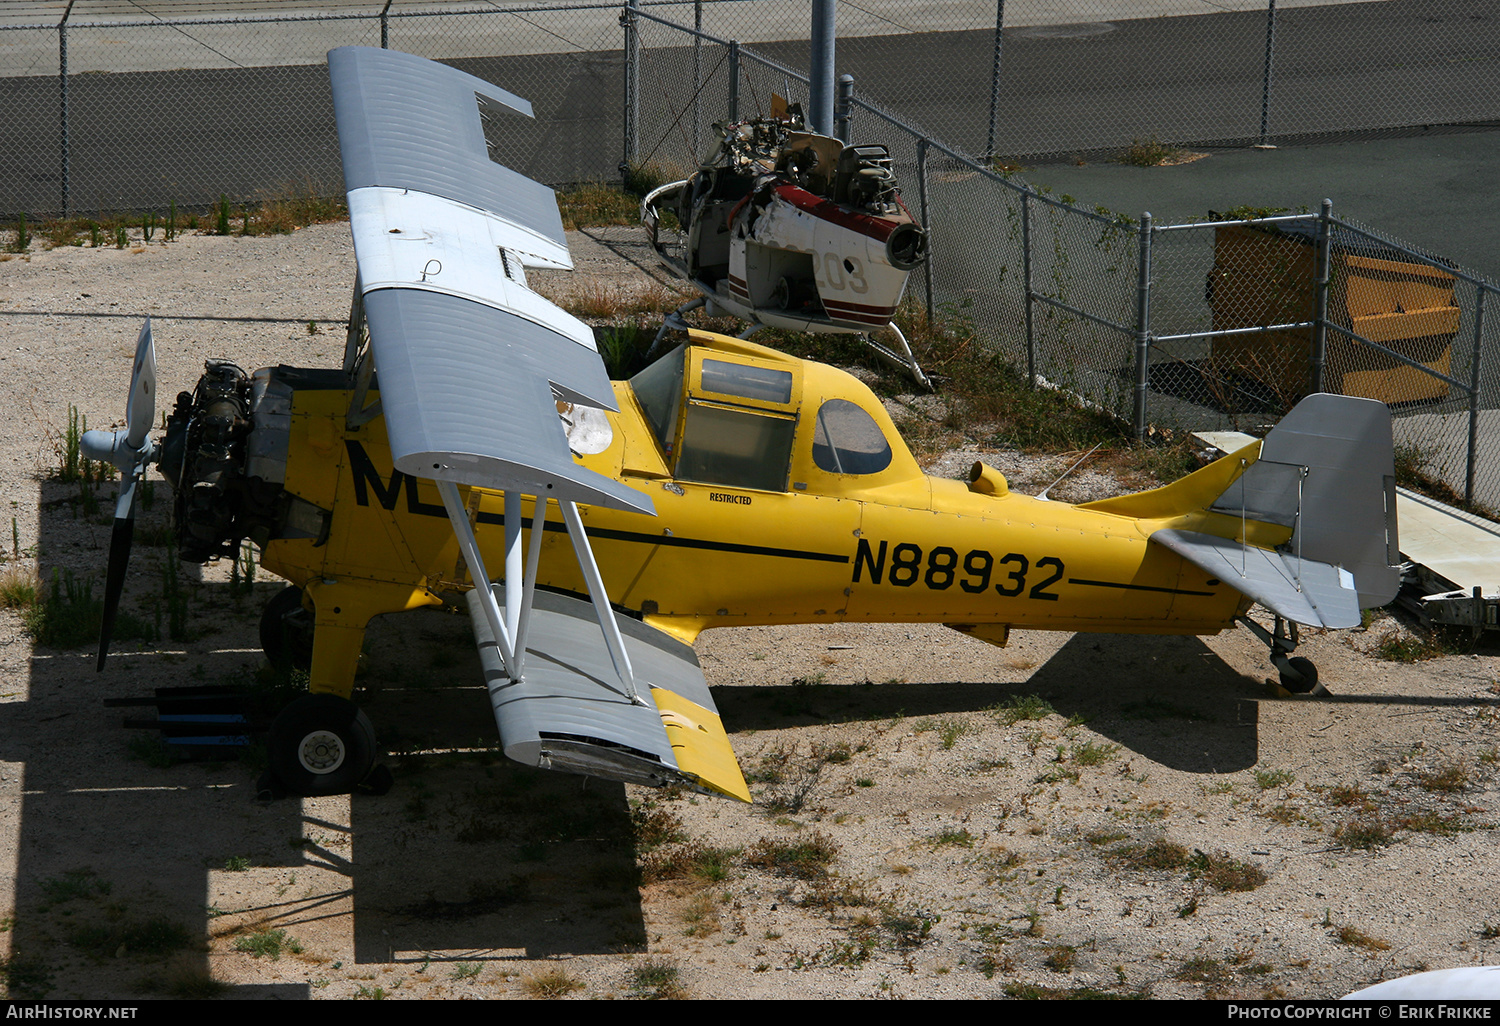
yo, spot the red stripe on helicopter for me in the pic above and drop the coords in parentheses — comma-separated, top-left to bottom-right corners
(822, 303, 895, 327)
(823, 298, 897, 317)
(828, 313, 892, 328)
(727, 273, 750, 300)
(772, 184, 902, 242)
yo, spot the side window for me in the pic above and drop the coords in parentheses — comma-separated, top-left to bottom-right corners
(677, 402, 796, 492)
(812, 399, 892, 475)
(700, 358, 793, 404)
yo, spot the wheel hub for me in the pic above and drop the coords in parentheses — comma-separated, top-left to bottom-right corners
(297, 730, 346, 774)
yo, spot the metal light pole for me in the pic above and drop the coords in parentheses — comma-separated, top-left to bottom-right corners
(809, 0, 836, 134)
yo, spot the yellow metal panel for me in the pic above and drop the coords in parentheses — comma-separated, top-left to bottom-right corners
(1077, 440, 1258, 520)
(611, 382, 672, 479)
(283, 388, 348, 509)
(1351, 307, 1460, 344)
(652, 686, 751, 802)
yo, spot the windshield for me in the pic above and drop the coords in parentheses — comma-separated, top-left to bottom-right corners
(629, 344, 686, 452)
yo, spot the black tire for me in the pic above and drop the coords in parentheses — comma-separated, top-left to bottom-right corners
(1278, 656, 1319, 694)
(268, 694, 377, 796)
(260, 586, 314, 674)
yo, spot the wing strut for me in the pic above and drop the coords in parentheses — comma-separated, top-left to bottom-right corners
(560, 499, 641, 704)
(438, 479, 517, 675)
(436, 481, 642, 704)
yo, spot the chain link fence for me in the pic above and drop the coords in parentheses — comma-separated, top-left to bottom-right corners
(629, 0, 1500, 161)
(5, 1, 1500, 509)
(3, 1, 635, 218)
(631, 7, 1500, 514)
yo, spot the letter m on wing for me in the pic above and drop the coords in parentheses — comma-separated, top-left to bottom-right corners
(346, 439, 404, 509)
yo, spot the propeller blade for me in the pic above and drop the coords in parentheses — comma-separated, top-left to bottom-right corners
(125, 318, 156, 450)
(95, 319, 156, 672)
(96, 474, 139, 672)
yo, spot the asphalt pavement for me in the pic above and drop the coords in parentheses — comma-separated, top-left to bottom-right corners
(8, 0, 1496, 224)
(1019, 126, 1500, 283)
(4, 0, 1498, 500)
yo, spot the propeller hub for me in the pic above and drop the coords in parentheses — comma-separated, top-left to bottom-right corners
(80, 428, 155, 474)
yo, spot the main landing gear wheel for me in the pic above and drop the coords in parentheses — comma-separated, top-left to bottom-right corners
(260, 586, 314, 674)
(268, 694, 377, 796)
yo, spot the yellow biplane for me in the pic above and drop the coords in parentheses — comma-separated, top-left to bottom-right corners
(83, 48, 1400, 800)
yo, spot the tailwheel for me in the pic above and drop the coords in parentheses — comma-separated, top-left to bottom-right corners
(1272, 654, 1319, 694)
(268, 694, 378, 796)
(260, 585, 314, 674)
(1237, 614, 1325, 696)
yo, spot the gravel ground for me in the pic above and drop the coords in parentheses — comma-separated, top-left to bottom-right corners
(0, 222, 1496, 1001)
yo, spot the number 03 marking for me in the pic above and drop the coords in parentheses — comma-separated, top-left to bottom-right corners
(822, 253, 869, 294)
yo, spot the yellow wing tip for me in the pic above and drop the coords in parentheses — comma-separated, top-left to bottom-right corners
(651, 686, 752, 803)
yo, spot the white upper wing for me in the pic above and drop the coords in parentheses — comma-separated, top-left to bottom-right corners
(329, 46, 653, 515)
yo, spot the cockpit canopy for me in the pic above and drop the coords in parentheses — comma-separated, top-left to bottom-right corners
(629, 339, 912, 496)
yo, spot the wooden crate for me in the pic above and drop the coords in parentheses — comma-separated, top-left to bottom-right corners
(1208, 223, 1457, 405)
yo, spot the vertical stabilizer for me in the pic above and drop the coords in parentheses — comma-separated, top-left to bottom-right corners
(1209, 394, 1399, 609)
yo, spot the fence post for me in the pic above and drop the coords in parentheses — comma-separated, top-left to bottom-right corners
(1310, 198, 1332, 394)
(59, 3, 72, 218)
(1467, 287, 1486, 506)
(380, 1, 392, 48)
(916, 139, 934, 326)
(622, 0, 640, 183)
(1022, 191, 1034, 388)
(834, 75, 854, 143)
(986, 0, 1005, 159)
(727, 40, 739, 121)
(693, 0, 703, 157)
(1259, 0, 1277, 144)
(1133, 213, 1154, 440)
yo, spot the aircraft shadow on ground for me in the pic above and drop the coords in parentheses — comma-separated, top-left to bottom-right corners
(8, 483, 648, 997)
(347, 609, 651, 962)
(2, 481, 307, 996)
(710, 631, 1267, 774)
(347, 683, 649, 964)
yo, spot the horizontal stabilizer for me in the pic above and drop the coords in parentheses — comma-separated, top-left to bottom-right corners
(467, 588, 750, 801)
(1153, 529, 1362, 629)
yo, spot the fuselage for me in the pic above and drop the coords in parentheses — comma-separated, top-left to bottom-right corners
(259, 332, 1247, 683)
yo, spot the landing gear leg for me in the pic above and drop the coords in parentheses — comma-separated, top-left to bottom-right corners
(1236, 614, 1323, 695)
(863, 321, 932, 391)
